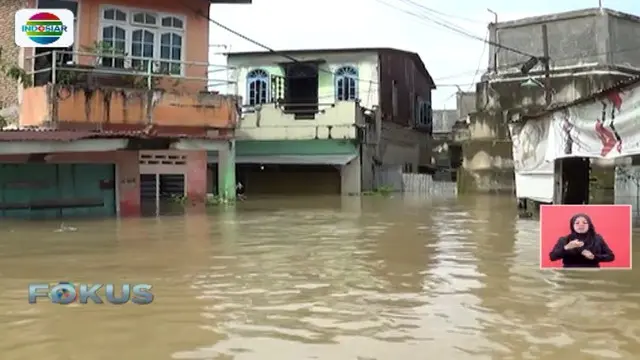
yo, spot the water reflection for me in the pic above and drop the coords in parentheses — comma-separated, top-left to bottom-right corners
(0, 196, 638, 359)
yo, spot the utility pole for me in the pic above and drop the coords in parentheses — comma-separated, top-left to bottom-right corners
(488, 9, 498, 73)
(598, 0, 602, 9)
(541, 24, 552, 106)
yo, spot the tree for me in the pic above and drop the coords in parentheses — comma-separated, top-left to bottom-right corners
(0, 46, 31, 87)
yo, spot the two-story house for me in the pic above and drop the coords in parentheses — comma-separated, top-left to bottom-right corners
(0, 0, 249, 218)
(220, 47, 435, 195)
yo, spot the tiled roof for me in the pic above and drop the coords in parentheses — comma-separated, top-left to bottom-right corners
(0, 128, 224, 142)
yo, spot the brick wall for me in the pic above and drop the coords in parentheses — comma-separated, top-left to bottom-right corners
(0, 0, 30, 121)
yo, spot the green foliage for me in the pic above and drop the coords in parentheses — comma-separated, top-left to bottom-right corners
(0, 46, 31, 87)
(79, 40, 180, 89)
(168, 194, 235, 206)
(362, 185, 394, 196)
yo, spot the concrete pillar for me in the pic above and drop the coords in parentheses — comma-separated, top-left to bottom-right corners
(217, 140, 236, 201)
(341, 155, 361, 195)
(186, 150, 208, 204)
(115, 150, 140, 217)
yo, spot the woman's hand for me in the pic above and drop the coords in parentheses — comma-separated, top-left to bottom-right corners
(564, 239, 584, 250)
(581, 249, 595, 260)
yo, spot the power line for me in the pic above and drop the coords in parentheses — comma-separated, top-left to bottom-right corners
(434, 44, 640, 81)
(395, 0, 483, 37)
(467, 29, 489, 92)
(412, 6, 486, 24)
(437, 83, 475, 87)
(377, 0, 538, 58)
(183, 1, 380, 85)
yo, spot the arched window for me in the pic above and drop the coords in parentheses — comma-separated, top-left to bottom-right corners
(247, 69, 269, 106)
(335, 66, 358, 101)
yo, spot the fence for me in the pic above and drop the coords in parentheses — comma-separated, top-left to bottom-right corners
(402, 173, 457, 196)
(374, 165, 458, 196)
(23, 50, 237, 93)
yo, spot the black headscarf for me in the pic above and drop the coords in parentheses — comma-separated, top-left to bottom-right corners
(568, 213, 596, 244)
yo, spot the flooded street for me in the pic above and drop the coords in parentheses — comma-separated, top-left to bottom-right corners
(0, 195, 639, 360)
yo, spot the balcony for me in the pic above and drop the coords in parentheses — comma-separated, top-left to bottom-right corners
(20, 51, 239, 133)
(237, 101, 362, 141)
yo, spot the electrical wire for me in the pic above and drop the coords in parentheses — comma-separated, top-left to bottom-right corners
(198, 3, 482, 102)
(434, 42, 640, 81)
(405, 4, 486, 24)
(376, 0, 538, 58)
(466, 29, 489, 92)
(196, 0, 536, 85)
(395, 0, 483, 38)
(391, 0, 640, 81)
(182, 1, 381, 85)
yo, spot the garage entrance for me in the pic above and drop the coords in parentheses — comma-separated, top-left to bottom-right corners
(0, 163, 116, 218)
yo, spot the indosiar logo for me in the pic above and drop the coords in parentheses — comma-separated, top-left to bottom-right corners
(15, 9, 75, 48)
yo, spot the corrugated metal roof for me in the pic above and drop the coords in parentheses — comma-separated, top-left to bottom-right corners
(0, 129, 107, 142)
(208, 154, 357, 165)
(0, 129, 224, 142)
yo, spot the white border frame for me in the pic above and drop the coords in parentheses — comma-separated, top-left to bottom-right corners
(539, 204, 633, 271)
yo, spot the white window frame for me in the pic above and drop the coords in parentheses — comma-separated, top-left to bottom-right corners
(98, 5, 187, 76)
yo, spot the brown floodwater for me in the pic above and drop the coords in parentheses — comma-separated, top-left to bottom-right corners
(0, 195, 638, 360)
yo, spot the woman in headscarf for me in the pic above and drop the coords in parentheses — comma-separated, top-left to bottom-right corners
(549, 213, 615, 268)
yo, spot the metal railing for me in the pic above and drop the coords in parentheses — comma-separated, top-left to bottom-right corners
(242, 101, 339, 116)
(23, 50, 238, 92)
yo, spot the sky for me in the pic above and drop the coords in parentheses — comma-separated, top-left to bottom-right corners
(208, 0, 639, 110)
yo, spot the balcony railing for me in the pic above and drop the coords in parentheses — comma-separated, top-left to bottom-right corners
(20, 50, 240, 130)
(24, 50, 238, 94)
(242, 101, 339, 120)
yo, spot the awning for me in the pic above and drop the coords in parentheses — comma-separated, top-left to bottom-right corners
(208, 154, 357, 165)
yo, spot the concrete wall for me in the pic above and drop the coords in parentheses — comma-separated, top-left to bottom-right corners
(456, 72, 631, 194)
(432, 109, 457, 134)
(489, 8, 640, 73)
(0, 0, 33, 126)
(458, 140, 514, 194)
(21, 85, 239, 130)
(228, 51, 380, 109)
(610, 15, 640, 67)
(456, 91, 476, 119)
(615, 161, 640, 218)
(459, 8, 640, 195)
(237, 101, 361, 140)
(379, 121, 427, 172)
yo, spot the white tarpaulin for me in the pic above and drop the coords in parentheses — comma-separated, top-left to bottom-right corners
(545, 86, 640, 160)
(509, 118, 554, 203)
(510, 84, 640, 202)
